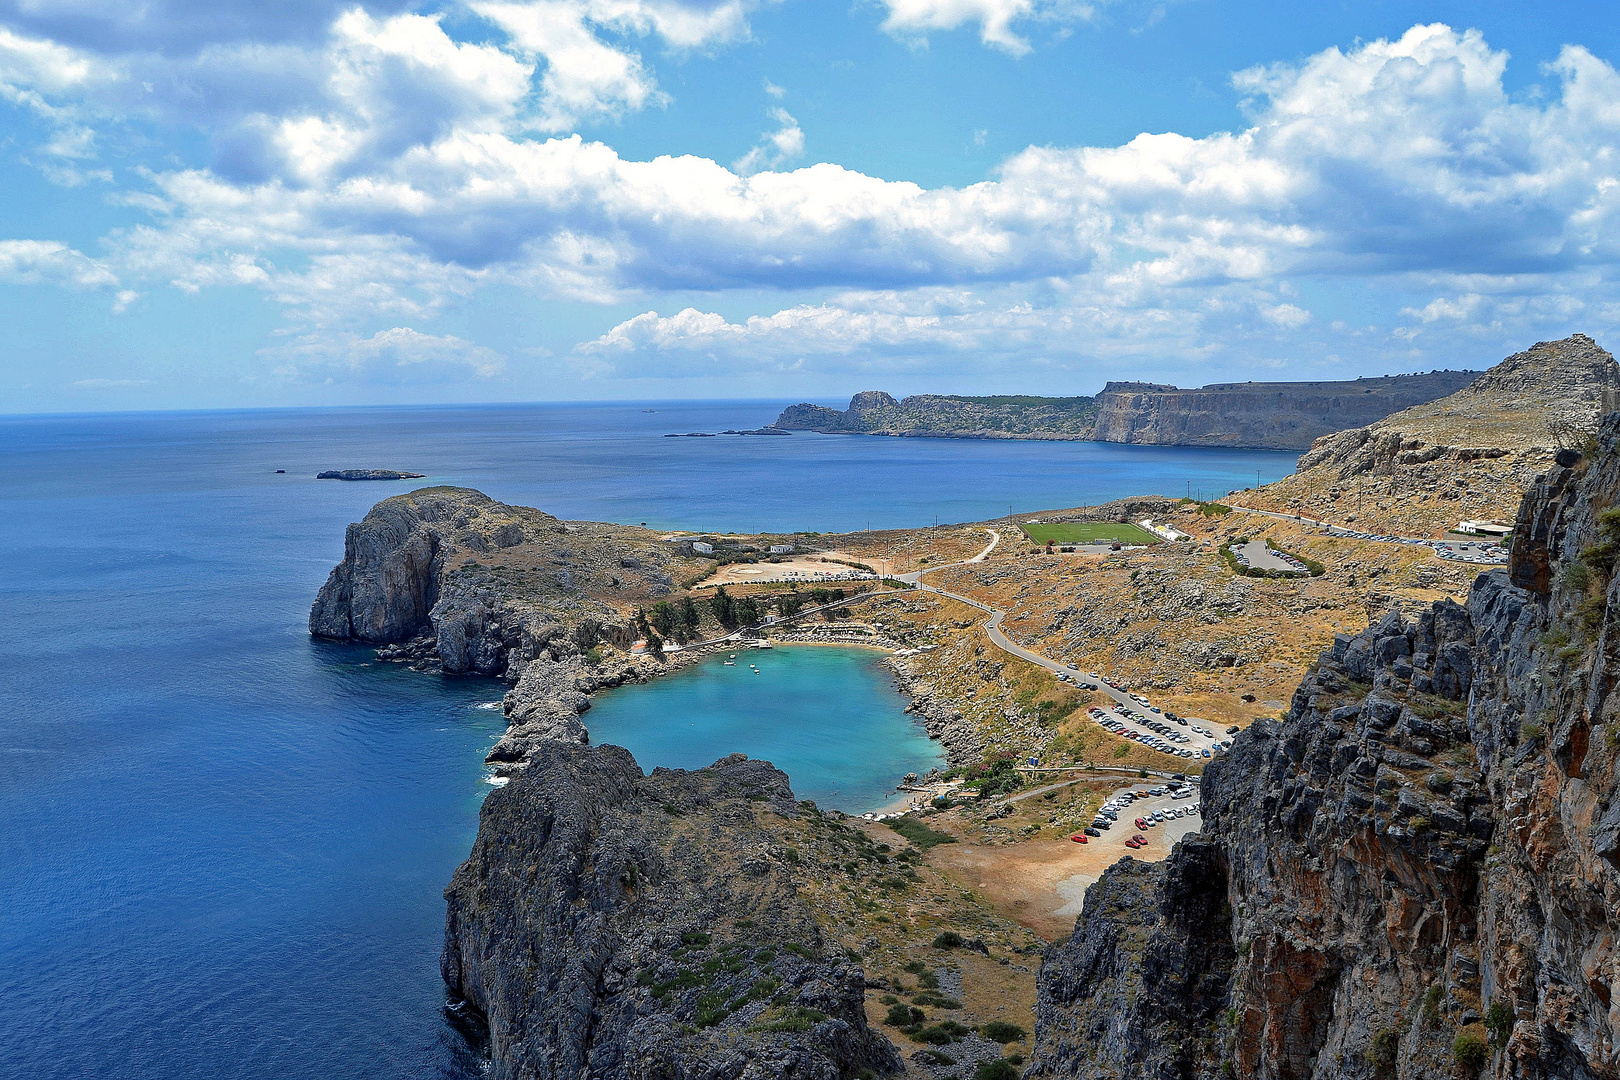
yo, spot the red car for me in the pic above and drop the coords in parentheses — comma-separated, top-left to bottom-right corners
(1070, 834, 1088, 844)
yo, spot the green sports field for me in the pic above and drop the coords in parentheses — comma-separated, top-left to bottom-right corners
(1020, 521, 1160, 545)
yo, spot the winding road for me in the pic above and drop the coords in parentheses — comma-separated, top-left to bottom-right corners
(898, 529, 1222, 761)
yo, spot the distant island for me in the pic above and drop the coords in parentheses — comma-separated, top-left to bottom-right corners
(316, 469, 427, 481)
(769, 370, 1482, 450)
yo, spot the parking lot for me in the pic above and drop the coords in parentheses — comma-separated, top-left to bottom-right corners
(1061, 673, 1234, 762)
(1231, 539, 1308, 574)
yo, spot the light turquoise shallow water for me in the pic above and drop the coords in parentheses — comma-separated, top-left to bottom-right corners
(582, 645, 943, 812)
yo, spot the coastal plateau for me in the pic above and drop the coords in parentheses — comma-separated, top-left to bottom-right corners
(769, 370, 1479, 451)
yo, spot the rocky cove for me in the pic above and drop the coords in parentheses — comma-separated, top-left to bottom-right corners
(310, 404, 1620, 1078)
(307, 486, 987, 773)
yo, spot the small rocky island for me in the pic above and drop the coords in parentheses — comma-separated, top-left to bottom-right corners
(316, 469, 427, 481)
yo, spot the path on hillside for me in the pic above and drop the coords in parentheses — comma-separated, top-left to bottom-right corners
(1225, 502, 1506, 563)
(898, 529, 1220, 758)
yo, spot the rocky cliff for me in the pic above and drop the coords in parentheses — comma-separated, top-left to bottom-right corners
(1247, 335, 1620, 535)
(441, 742, 901, 1080)
(1089, 371, 1480, 450)
(771, 372, 1475, 449)
(1030, 411, 1620, 1079)
(310, 487, 700, 762)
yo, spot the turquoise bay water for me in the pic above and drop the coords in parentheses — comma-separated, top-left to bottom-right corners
(585, 646, 943, 812)
(0, 402, 1294, 1079)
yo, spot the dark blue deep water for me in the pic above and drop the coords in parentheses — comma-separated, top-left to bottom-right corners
(0, 402, 1294, 1078)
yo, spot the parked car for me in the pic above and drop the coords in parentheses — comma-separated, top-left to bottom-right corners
(1084, 827, 1100, 837)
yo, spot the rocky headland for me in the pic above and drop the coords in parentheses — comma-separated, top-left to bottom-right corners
(309, 486, 704, 762)
(1246, 335, 1620, 535)
(1029, 411, 1620, 1079)
(442, 742, 900, 1080)
(769, 372, 1477, 450)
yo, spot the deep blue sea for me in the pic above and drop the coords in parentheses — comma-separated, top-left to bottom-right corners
(0, 401, 1294, 1079)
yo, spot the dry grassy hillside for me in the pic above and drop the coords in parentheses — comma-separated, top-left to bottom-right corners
(1243, 334, 1619, 535)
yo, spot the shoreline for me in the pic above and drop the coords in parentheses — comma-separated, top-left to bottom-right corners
(477, 636, 949, 814)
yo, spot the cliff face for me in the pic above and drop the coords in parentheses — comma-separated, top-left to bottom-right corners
(1245, 335, 1620, 536)
(1033, 413, 1620, 1079)
(310, 487, 700, 762)
(771, 373, 1474, 448)
(1089, 371, 1480, 450)
(441, 743, 900, 1080)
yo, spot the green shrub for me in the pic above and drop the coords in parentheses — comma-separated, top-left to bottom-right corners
(973, 1060, 1021, 1080)
(1422, 984, 1442, 1025)
(912, 991, 961, 1009)
(1485, 999, 1515, 1046)
(756, 1006, 828, 1033)
(885, 1003, 926, 1028)
(1454, 1025, 1490, 1072)
(932, 930, 966, 949)
(680, 930, 711, 947)
(1365, 1028, 1399, 1075)
(1520, 721, 1545, 742)
(911, 1020, 971, 1045)
(888, 817, 958, 850)
(980, 1021, 1026, 1044)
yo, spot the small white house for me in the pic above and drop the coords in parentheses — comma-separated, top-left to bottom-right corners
(769, 544, 794, 554)
(692, 541, 715, 555)
(1457, 520, 1513, 537)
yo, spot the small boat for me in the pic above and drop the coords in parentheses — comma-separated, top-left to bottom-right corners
(723, 660, 735, 666)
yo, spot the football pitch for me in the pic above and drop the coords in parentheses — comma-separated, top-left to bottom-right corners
(1020, 521, 1161, 545)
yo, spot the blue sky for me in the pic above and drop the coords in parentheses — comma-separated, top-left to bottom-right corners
(2, 0, 1619, 413)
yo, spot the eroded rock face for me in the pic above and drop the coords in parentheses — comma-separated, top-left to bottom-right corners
(1090, 371, 1479, 451)
(442, 744, 900, 1080)
(1032, 412, 1620, 1080)
(310, 487, 690, 765)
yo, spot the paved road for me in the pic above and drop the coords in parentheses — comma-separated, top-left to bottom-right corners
(901, 529, 1225, 764)
(1226, 502, 1507, 564)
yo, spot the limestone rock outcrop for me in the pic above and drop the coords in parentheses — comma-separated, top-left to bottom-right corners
(442, 743, 901, 1080)
(1032, 410, 1620, 1079)
(310, 487, 695, 764)
(1089, 371, 1479, 451)
(769, 373, 1474, 448)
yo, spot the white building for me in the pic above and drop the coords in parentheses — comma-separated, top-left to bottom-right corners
(691, 541, 715, 555)
(1457, 520, 1513, 537)
(769, 544, 794, 554)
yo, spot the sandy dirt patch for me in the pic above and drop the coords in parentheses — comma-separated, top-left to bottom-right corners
(925, 791, 1203, 940)
(701, 550, 882, 586)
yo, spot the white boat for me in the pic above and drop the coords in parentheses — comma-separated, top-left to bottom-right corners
(723, 660, 736, 666)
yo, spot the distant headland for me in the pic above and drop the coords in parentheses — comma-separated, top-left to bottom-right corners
(768, 370, 1483, 451)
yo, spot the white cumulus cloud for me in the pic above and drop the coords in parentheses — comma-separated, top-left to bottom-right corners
(879, 0, 1099, 54)
(269, 326, 509, 384)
